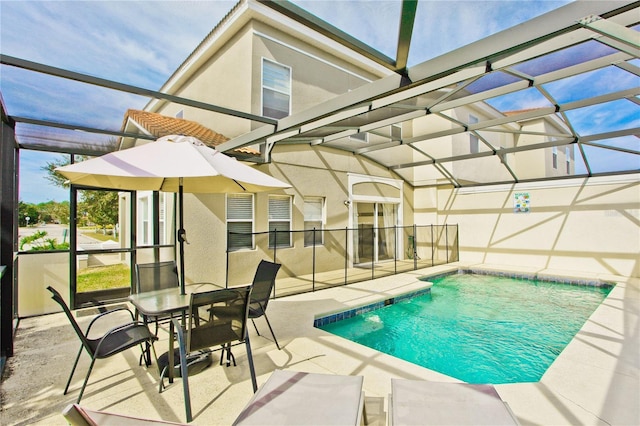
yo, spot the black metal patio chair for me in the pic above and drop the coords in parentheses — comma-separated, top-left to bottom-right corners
(246, 260, 282, 350)
(174, 286, 258, 423)
(135, 260, 181, 335)
(47, 286, 158, 403)
(211, 260, 282, 350)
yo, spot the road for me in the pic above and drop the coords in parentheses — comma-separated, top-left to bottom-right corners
(18, 223, 108, 248)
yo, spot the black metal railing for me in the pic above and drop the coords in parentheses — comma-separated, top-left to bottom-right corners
(226, 224, 458, 298)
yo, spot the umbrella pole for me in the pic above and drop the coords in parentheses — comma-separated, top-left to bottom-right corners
(178, 181, 186, 294)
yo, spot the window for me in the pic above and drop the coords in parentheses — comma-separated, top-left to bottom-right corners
(262, 59, 291, 119)
(268, 195, 292, 248)
(158, 193, 167, 245)
(304, 197, 325, 246)
(138, 195, 150, 245)
(227, 194, 254, 251)
(137, 192, 169, 245)
(553, 146, 558, 169)
(469, 115, 479, 154)
(565, 146, 571, 174)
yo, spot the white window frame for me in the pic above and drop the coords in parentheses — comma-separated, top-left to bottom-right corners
(262, 58, 291, 119)
(137, 193, 151, 245)
(304, 197, 325, 247)
(268, 195, 292, 248)
(137, 191, 169, 246)
(158, 192, 167, 245)
(226, 193, 255, 251)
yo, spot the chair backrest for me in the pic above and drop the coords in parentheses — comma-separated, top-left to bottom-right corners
(47, 286, 93, 355)
(250, 260, 281, 310)
(186, 286, 252, 352)
(135, 261, 180, 294)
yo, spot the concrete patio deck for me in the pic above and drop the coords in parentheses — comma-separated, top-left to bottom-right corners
(1, 263, 638, 425)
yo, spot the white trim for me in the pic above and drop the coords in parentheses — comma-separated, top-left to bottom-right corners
(255, 31, 376, 82)
(346, 173, 404, 266)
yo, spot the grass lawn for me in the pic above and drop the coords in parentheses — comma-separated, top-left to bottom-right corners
(80, 229, 118, 242)
(77, 263, 130, 292)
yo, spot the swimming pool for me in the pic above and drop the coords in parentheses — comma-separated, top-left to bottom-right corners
(316, 272, 613, 384)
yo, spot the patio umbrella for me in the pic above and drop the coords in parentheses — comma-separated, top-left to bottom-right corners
(56, 134, 291, 293)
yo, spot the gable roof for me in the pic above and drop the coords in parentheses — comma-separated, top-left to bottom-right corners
(119, 109, 259, 156)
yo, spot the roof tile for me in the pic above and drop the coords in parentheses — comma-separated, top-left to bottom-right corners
(122, 109, 259, 155)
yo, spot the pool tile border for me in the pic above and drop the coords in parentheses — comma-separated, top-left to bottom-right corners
(313, 268, 614, 328)
(458, 268, 614, 288)
(313, 287, 431, 328)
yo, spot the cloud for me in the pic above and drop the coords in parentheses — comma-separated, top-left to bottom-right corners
(1, 1, 235, 88)
(409, 0, 571, 65)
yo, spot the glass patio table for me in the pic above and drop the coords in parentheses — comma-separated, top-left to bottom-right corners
(128, 282, 223, 383)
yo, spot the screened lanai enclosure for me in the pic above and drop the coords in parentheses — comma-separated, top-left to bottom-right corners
(1, 0, 638, 369)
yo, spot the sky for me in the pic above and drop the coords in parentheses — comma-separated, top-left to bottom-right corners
(1, 0, 637, 203)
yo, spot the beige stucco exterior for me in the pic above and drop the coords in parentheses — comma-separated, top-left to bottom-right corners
(146, 1, 639, 287)
(429, 175, 639, 278)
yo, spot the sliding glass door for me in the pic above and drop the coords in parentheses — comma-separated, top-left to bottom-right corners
(354, 202, 396, 265)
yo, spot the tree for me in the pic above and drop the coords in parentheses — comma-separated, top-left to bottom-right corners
(49, 200, 71, 225)
(80, 190, 119, 232)
(18, 201, 40, 227)
(41, 155, 76, 188)
(42, 153, 117, 229)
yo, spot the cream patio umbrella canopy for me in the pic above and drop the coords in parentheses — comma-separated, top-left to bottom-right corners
(56, 135, 291, 293)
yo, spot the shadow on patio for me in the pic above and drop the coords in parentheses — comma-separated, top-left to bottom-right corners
(2, 264, 638, 425)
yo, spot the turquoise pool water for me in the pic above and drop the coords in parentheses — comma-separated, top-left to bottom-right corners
(318, 273, 612, 384)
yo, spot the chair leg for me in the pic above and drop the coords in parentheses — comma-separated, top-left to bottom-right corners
(261, 313, 281, 350)
(221, 343, 236, 367)
(228, 346, 236, 367)
(244, 335, 258, 393)
(179, 348, 192, 423)
(64, 345, 83, 395)
(139, 315, 154, 366)
(76, 357, 97, 404)
(251, 318, 261, 336)
(174, 319, 192, 423)
(159, 365, 169, 393)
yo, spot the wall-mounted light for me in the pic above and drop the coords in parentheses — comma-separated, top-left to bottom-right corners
(344, 200, 351, 206)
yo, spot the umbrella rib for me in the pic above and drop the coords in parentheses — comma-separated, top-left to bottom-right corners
(234, 179, 247, 191)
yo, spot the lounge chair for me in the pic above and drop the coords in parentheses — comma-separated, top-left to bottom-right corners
(233, 370, 365, 425)
(62, 404, 189, 425)
(388, 379, 519, 425)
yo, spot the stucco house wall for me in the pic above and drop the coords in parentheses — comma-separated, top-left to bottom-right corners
(182, 142, 414, 286)
(142, 8, 413, 286)
(430, 175, 639, 278)
(139, 0, 639, 287)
